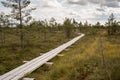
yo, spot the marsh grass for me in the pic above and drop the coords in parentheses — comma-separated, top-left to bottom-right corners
(26, 30, 120, 80)
(0, 28, 76, 75)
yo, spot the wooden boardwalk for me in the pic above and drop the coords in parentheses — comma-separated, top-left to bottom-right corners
(0, 34, 85, 80)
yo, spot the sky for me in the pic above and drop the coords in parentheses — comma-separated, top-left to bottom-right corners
(0, 0, 120, 24)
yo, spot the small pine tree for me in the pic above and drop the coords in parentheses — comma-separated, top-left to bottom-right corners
(1, 0, 36, 48)
(107, 13, 119, 35)
(63, 18, 74, 38)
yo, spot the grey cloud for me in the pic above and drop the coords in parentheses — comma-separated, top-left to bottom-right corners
(89, 0, 120, 8)
(66, 0, 120, 8)
(66, 0, 100, 5)
(96, 8, 105, 12)
(103, 1, 119, 8)
(67, 0, 87, 5)
(88, 0, 100, 4)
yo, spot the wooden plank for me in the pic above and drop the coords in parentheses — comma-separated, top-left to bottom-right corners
(45, 62, 53, 65)
(57, 54, 64, 57)
(22, 78, 35, 80)
(23, 61, 29, 63)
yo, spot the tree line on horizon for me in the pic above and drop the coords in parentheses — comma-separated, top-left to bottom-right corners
(0, 0, 120, 49)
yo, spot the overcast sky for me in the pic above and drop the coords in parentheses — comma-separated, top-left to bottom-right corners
(0, 0, 120, 24)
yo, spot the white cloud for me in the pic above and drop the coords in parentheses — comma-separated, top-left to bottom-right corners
(32, 0, 81, 23)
